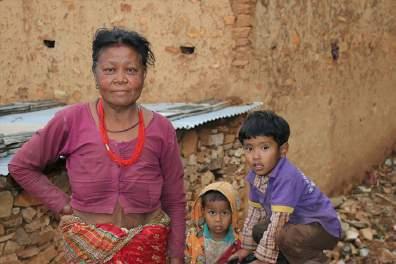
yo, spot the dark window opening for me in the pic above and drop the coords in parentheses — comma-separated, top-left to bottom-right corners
(43, 40, 56, 48)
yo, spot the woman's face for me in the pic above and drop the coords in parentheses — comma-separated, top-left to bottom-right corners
(94, 44, 146, 107)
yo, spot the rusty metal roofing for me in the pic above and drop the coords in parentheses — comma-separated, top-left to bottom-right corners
(0, 101, 262, 175)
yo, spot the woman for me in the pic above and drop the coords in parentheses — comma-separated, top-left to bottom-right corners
(8, 28, 186, 263)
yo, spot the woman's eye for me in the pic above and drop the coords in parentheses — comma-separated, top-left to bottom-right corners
(126, 68, 137, 74)
(103, 68, 115, 73)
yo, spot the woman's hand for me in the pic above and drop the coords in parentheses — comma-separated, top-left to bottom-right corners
(60, 203, 73, 215)
(228, 248, 251, 263)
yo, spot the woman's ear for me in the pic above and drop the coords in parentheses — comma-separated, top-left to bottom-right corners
(280, 142, 289, 157)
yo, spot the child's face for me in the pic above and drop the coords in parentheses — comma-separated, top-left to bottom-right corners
(243, 136, 288, 177)
(203, 200, 232, 240)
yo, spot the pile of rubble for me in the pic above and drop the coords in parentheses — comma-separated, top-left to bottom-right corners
(329, 151, 396, 263)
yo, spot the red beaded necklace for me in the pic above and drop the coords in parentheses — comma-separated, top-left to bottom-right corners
(97, 98, 145, 166)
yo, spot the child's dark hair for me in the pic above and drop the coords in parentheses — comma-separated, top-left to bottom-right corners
(92, 27, 155, 72)
(238, 110, 290, 146)
(201, 190, 230, 208)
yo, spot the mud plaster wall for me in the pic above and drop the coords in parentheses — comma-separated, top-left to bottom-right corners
(0, 0, 395, 195)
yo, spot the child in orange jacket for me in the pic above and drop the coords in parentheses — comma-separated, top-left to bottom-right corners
(185, 181, 241, 264)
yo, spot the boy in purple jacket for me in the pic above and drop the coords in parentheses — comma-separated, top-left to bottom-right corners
(229, 111, 341, 264)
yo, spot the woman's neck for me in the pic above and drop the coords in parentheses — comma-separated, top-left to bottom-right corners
(100, 101, 139, 132)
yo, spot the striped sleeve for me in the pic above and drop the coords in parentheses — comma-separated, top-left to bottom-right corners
(255, 212, 290, 263)
(241, 175, 268, 250)
(241, 202, 267, 250)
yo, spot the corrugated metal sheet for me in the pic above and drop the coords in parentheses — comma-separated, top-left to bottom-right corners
(0, 106, 65, 135)
(0, 101, 262, 175)
(169, 102, 262, 129)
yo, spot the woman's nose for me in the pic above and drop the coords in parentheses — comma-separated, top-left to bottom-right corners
(113, 71, 127, 83)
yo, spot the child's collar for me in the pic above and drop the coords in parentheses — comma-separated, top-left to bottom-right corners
(203, 223, 235, 243)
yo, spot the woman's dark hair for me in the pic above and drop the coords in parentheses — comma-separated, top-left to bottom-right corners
(238, 110, 290, 146)
(201, 190, 230, 209)
(92, 27, 155, 72)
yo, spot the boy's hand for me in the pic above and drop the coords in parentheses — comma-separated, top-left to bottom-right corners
(251, 261, 270, 264)
(228, 248, 251, 262)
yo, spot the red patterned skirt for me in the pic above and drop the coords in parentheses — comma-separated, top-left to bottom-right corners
(59, 212, 170, 263)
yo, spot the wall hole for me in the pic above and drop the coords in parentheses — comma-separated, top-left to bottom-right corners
(180, 45, 195, 54)
(43, 40, 56, 48)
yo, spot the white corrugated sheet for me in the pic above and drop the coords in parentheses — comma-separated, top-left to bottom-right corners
(0, 101, 262, 175)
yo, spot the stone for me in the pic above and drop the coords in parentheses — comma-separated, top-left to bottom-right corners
(181, 130, 198, 157)
(356, 185, 371, 193)
(236, 15, 252, 27)
(223, 15, 236, 25)
(232, 59, 249, 67)
(15, 227, 31, 246)
(235, 38, 251, 47)
(2, 215, 23, 228)
(21, 207, 36, 223)
(360, 228, 374, 241)
(12, 208, 20, 215)
(187, 154, 198, 166)
(16, 246, 40, 259)
(201, 171, 215, 186)
(0, 253, 21, 264)
(26, 245, 57, 264)
(345, 228, 359, 241)
(120, 3, 132, 12)
(359, 248, 369, 257)
(224, 134, 236, 145)
(330, 196, 345, 208)
(164, 46, 180, 55)
(0, 191, 13, 218)
(0, 232, 15, 243)
(233, 3, 252, 14)
(201, 133, 224, 147)
(37, 226, 56, 245)
(224, 143, 233, 150)
(384, 158, 393, 167)
(24, 219, 43, 233)
(209, 158, 223, 171)
(3, 240, 21, 255)
(377, 248, 396, 263)
(52, 252, 66, 264)
(0, 224, 4, 236)
(347, 220, 368, 229)
(197, 151, 209, 163)
(232, 27, 251, 38)
(233, 148, 244, 158)
(14, 192, 42, 207)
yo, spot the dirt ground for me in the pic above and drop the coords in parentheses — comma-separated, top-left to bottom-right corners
(328, 149, 396, 263)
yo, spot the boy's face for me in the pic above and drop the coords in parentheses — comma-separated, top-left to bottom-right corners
(202, 200, 232, 240)
(243, 136, 288, 177)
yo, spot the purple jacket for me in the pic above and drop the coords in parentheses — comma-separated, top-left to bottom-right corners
(247, 157, 341, 238)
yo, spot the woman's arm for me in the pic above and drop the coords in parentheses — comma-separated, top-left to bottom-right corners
(159, 123, 186, 260)
(8, 110, 71, 213)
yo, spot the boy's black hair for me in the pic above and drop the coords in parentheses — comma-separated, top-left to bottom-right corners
(238, 110, 290, 146)
(92, 27, 155, 72)
(201, 190, 230, 209)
